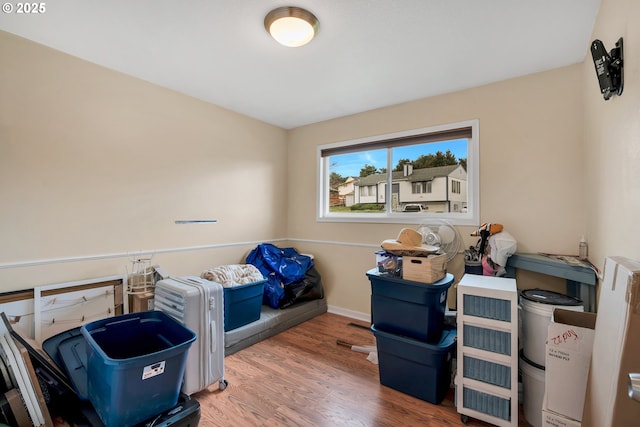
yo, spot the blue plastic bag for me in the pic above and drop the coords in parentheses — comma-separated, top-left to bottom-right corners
(246, 244, 314, 308)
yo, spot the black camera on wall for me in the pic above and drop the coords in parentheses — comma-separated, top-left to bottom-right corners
(590, 37, 624, 100)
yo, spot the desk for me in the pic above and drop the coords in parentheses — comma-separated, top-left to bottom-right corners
(506, 253, 597, 312)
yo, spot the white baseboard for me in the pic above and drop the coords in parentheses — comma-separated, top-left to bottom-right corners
(327, 305, 371, 323)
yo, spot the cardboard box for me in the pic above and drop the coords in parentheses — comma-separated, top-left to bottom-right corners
(545, 308, 596, 422)
(582, 256, 640, 427)
(128, 292, 154, 313)
(542, 393, 581, 427)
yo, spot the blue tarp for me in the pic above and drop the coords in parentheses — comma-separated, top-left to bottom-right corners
(246, 243, 314, 308)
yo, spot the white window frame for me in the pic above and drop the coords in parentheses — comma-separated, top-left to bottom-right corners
(316, 119, 480, 226)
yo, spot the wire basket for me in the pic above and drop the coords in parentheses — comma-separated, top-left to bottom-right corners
(127, 256, 155, 294)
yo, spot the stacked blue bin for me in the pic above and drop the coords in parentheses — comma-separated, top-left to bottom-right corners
(366, 268, 456, 404)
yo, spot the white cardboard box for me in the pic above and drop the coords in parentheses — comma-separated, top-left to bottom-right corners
(542, 393, 581, 427)
(582, 256, 640, 427)
(545, 308, 596, 422)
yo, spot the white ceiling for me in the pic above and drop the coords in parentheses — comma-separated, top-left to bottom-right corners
(0, 0, 600, 129)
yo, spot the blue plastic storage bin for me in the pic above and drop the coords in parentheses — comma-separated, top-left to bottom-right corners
(81, 311, 196, 427)
(372, 325, 457, 404)
(224, 279, 266, 331)
(367, 268, 454, 342)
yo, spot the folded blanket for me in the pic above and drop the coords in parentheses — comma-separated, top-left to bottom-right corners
(201, 264, 264, 288)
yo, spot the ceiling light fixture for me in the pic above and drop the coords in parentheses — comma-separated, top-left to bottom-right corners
(264, 6, 319, 47)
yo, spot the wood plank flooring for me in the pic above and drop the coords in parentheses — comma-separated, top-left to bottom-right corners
(193, 312, 531, 426)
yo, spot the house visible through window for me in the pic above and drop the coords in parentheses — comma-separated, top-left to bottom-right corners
(317, 119, 479, 225)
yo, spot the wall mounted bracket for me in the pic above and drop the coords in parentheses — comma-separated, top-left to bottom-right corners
(590, 37, 624, 100)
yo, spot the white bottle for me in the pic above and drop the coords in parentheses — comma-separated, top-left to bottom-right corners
(579, 236, 588, 260)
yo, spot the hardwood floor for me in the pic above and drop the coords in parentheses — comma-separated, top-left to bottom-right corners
(193, 313, 531, 426)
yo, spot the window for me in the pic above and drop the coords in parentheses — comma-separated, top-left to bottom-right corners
(360, 185, 376, 197)
(412, 181, 432, 194)
(451, 180, 461, 194)
(317, 119, 479, 225)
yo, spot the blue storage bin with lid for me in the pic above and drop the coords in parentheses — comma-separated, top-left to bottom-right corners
(80, 310, 196, 427)
(372, 325, 457, 404)
(367, 268, 454, 342)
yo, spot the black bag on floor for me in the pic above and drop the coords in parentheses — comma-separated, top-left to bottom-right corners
(280, 266, 324, 309)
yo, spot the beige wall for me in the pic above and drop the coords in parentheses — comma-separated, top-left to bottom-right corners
(291, 0, 640, 317)
(288, 64, 585, 315)
(0, 31, 288, 291)
(2, 0, 636, 319)
(583, 0, 640, 274)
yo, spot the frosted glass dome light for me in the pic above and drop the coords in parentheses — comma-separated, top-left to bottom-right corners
(265, 7, 319, 48)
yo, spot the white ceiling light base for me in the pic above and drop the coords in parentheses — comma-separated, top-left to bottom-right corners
(264, 6, 319, 47)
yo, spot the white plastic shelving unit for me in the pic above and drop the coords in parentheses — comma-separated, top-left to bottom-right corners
(456, 274, 518, 427)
